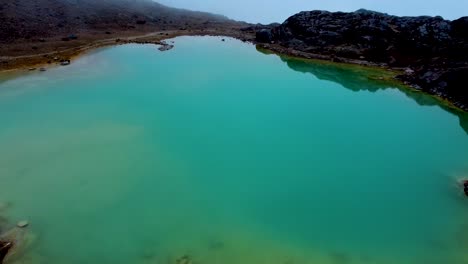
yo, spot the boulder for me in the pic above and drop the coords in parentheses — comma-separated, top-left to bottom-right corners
(261, 9, 468, 110)
(176, 255, 192, 264)
(256, 29, 273, 43)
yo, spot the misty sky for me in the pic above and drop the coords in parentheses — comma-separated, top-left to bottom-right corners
(158, 0, 466, 23)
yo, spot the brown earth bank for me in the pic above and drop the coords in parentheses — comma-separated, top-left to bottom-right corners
(251, 9, 468, 111)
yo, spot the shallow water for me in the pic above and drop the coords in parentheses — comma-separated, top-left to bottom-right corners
(0, 36, 467, 264)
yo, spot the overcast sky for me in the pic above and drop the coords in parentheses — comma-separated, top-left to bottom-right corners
(158, 0, 467, 23)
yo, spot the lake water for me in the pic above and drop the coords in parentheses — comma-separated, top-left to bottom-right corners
(0, 36, 468, 264)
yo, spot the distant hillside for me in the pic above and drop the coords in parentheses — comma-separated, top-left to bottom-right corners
(0, 0, 234, 43)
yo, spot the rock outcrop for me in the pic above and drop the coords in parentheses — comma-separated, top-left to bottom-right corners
(256, 9, 468, 110)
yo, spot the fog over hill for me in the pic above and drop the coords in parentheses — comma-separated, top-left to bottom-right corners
(0, 0, 234, 43)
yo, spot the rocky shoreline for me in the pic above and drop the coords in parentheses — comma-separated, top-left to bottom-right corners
(0, 0, 254, 72)
(1, 3, 467, 112)
(0, 28, 255, 73)
(250, 9, 468, 111)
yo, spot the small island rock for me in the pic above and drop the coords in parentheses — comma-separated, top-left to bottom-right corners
(255, 9, 468, 110)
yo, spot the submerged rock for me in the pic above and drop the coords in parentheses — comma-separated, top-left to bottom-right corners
(16, 221, 28, 228)
(0, 226, 36, 264)
(176, 255, 192, 264)
(0, 203, 9, 212)
(0, 217, 8, 234)
(208, 240, 224, 250)
(158, 44, 174, 52)
(256, 28, 273, 43)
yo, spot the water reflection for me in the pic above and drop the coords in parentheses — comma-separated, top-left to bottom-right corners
(258, 48, 468, 135)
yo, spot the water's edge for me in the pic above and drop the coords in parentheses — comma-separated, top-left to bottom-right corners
(0, 37, 467, 264)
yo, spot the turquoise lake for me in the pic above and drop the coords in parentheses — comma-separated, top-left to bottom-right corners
(0, 36, 468, 264)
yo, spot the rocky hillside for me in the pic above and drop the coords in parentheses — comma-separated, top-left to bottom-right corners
(255, 9, 468, 110)
(0, 0, 233, 43)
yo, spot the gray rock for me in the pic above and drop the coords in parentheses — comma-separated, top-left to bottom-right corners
(16, 221, 29, 228)
(176, 255, 192, 264)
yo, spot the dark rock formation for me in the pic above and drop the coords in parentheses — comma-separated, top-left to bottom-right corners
(256, 9, 468, 110)
(0, 241, 13, 264)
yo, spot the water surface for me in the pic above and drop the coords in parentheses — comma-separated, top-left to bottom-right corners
(0, 36, 467, 264)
